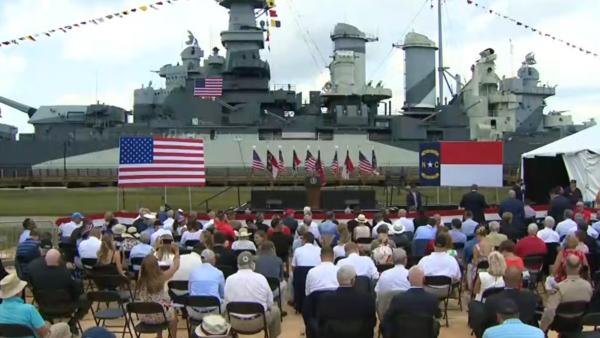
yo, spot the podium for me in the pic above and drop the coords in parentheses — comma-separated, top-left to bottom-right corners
(304, 175, 322, 210)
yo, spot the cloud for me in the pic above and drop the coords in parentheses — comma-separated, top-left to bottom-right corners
(0, 53, 27, 92)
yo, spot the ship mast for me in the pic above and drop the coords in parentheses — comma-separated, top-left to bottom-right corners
(437, 0, 444, 107)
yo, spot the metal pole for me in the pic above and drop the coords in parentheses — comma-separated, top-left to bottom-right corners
(164, 186, 168, 204)
(116, 187, 119, 211)
(188, 187, 193, 212)
(237, 186, 241, 207)
(63, 141, 67, 178)
(437, 0, 444, 106)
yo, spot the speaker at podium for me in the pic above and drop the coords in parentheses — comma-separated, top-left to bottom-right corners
(304, 175, 322, 210)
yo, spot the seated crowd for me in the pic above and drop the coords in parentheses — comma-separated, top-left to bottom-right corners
(0, 192, 599, 338)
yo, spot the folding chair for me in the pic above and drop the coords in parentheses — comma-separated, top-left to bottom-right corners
(266, 277, 283, 321)
(167, 280, 189, 307)
(185, 295, 221, 337)
(33, 289, 83, 334)
(0, 323, 36, 337)
(523, 254, 545, 294)
(80, 258, 98, 291)
(126, 302, 172, 338)
(376, 264, 395, 273)
(92, 274, 133, 302)
(547, 301, 589, 337)
(226, 301, 269, 338)
(87, 290, 133, 338)
(424, 275, 452, 327)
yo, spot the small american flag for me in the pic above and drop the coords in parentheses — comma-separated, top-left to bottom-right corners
(118, 137, 205, 187)
(305, 149, 316, 172)
(252, 149, 265, 171)
(331, 150, 340, 176)
(358, 150, 373, 175)
(194, 77, 223, 97)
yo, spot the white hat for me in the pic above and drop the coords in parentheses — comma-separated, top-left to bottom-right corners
(238, 227, 250, 238)
(0, 273, 27, 299)
(143, 213, 157, 220)
(389, 223, 405, 235)
(112, 224, 126, 235)
(123, 226, 140, 238)
(355, 214, 368, 223)
(195, 315, 231, 338)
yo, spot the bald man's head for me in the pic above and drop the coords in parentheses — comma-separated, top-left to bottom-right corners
(565, 254, 582, 275)
(503, 266, 523, 288)
(408, 266, 425, 287)
(45, 249, 61, 267)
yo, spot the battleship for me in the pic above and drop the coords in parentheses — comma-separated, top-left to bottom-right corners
(0, 0, 591, 182)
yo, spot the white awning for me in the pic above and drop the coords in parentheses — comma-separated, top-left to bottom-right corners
(522, 124, 600, 158)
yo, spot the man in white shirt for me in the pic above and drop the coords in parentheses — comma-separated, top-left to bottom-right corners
(556, 209, 577, 239)
(162, 210, 175, 231)
(204, 210, 216, 229)
(59, 212, 84, 240)
(461, 211, 479, 237)
(78, 228, 102, 259)
(150, 223, 173, 246)
(393, 209, 414, 233)
(231, 228, 257, 252)
(375, 248, 410, 295)
(301, 214, 320, 241)
(537, 216, 560, 243)
(292, 233, 321, 267)
(372, 214, 392, 238)
(418, 234, 461, 283)
(568, 214, 599, 239)
(337, 242, 379, 280)
(225, 252, 281, 338)
(305, 247, 339, 296)
(171, 245, 204, 281)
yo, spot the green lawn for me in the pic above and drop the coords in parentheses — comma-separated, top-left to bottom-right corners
(0, 186, 510, 216)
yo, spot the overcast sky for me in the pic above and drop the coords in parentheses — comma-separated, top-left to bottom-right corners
(1, 0, 599, 134)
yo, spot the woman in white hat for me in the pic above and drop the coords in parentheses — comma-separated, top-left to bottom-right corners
(231, 227, 257, 252)
(120, 226, 140, 253)
(0, 274, 71, 338)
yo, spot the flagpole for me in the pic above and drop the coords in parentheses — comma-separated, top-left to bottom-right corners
(116, 186, 120, 211)
(164, 186, 168, 205)
(188, 187, 193, 212)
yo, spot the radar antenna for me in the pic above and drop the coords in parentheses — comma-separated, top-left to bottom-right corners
(186, 30, 198, 46)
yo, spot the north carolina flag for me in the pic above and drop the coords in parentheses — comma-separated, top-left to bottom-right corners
(440, 141, 503, 187)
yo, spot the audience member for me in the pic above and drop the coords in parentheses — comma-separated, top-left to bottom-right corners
(319, 211, 339, 247)
(213, 232, 236, 269)
(254, 229, 268, 248)
(541, 254, 592, 331)
(132, 208, 151, 232)
(255, 212, 269, 233)
(154, 234, 176, 267)
(332, 224, 350, 259)
(575, 201, 592, 223)
(267, 218, 291, 238)
(372, 213, 392, 238)
(316, 265, 376, 338)
(537, 216, 560, 243)
(482, 298, 543, 338)
(150, 221, 172, 247)
(129, 232, 154, 259)
(382, 266, 441, 338)
(224, 252, 281, 338)
(255, 241, 284, 281)
(215, 211, 236, 244)
(305, 247, 339, 295)
(499, 212, 520, 242)
(231, 227, 257, 252)
(413, 217, 436, 241)
(418, 234, 461, 283)
(162, 210, 175, 231)
(103, 212, 119, 231)
(548, 186, 571, 223)
(282, 208, 299, 235)
(449, 218, 467, 244)
(556, 209, 577, 239)
(393, 209, 414, 233)
(462, 211, 479, 238)
(15, 228, 41, 268)
(292, 232, 321, 267)
(269, 219, 293, 263)
(204, 210, 216, 229)
(0, 273, 71, 338)
(188, 249, 225, 319)
(18, 218, 36, 244)
(337, 242, 378, 280)
(371, 225, 395, 264)
(564, 179, 583, 207)
(120, 226, 140, 253)
(137, 248, 181, 338)
(551, 234, 589, 284)
(498, 240, 524, 271)
(515, 223, 547, 259)
(95, 233, 126, 276)
(406, 184, 423, 211)
(171, 244, 204, 281)
(486, 221, 507, 248)
(78, 228, 102, 259)
(375, 248, 410, 295)
(352, 214, 371, 241)
(460, 184, 489, 223)
(499, 190, 525, 230)
(180, 221, 202, 246)
(473, 251, 506, 301)
(59, 212, 84, 241)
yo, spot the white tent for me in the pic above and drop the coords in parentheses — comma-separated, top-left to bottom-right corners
(522, 124, 600, 202)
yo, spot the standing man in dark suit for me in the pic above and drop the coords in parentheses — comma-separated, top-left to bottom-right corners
(564, 179, 583, 208)
(406, 184, 423, 211)
(548, 186, 571, 223)
(316, 265, 376, 338)
(499, 190, 526, 233)
(382, 266, 441, 338)
(460, 184, 489, 223)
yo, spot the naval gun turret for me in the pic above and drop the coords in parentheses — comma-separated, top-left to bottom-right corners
(0, 96, 37, 117)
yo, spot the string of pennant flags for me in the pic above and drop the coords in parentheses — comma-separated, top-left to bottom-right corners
(265, 0, 281, 47)
(465, 0, 599, 58)
(0, 0, 183, 47)
(251, 147, 380, 185)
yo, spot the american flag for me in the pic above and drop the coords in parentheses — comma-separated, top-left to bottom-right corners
(118, 137, 205, 187)
(194, 77, 223, 97)
(252, 149, 265, 171)
(358, 150, 373, 175)
(277, 148, 286, 172)
(331, 150, 340, 175)
(342, 149, 354, 179)
(292, 149, 302, 171)
(305, 149, 316, 172)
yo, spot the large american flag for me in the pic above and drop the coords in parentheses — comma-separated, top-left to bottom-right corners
(118, 137, 205, 187)
(252, 149, 265, 171)
(305, 150, 316, 172)
(194, 77, 223, 97)
(358, 150, 373, 175)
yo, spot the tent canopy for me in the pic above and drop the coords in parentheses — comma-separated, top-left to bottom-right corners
(522, 124, 600, 203)
(522, 124, 600, 158)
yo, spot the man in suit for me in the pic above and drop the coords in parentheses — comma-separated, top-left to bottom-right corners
(382, 266, 441, 338)
(316, 265, 376, 338)
(460, 184, 489, 223)
(473, 266, 540, 337)
(548, 186, 571, 223)
(499, 190, 525, 231)
(406, 184, 423, 211)
(564, 179, 583, 208)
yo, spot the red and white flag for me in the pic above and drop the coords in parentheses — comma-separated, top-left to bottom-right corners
(118, 137, 205, 187)
(305, 149, 316, 172)
(315, 150, 326, 185)
(266, 150, 279, 179)
(342, 149, 354, 179)
(440, 141, 503, 187)
(292, 149, 302, 172)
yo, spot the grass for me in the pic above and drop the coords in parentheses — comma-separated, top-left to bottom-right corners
(0, 185, 510, 216)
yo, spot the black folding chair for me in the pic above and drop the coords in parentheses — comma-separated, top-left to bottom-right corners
(58, 242, 77, 263)
(33, 289, 83, 333)
(333, 256, 344, 265)
(293, 266, 313, 313)
(480, 287, 505, 302)
(266, 277, 283, 321)
(80, 258, 98, 291)
(215, 265, 236, 279)
(0, 323, 36, 337)
(407, 255, 423, 268)
(126, 302, 172, 338)
(424, 275, 453, 327)
(548, 301, 589, 337)
(92, 274, 133, 302)
(183, 240, 200, 250)
(87, 290, 133, 338)
(185, 295, 221, 337)
(382, 313, 436, 338)
(376, 264, 395, 273)
(524, 254, 545, 293)
(226, 301, 269, 338)
(167, 280, 189, 307)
